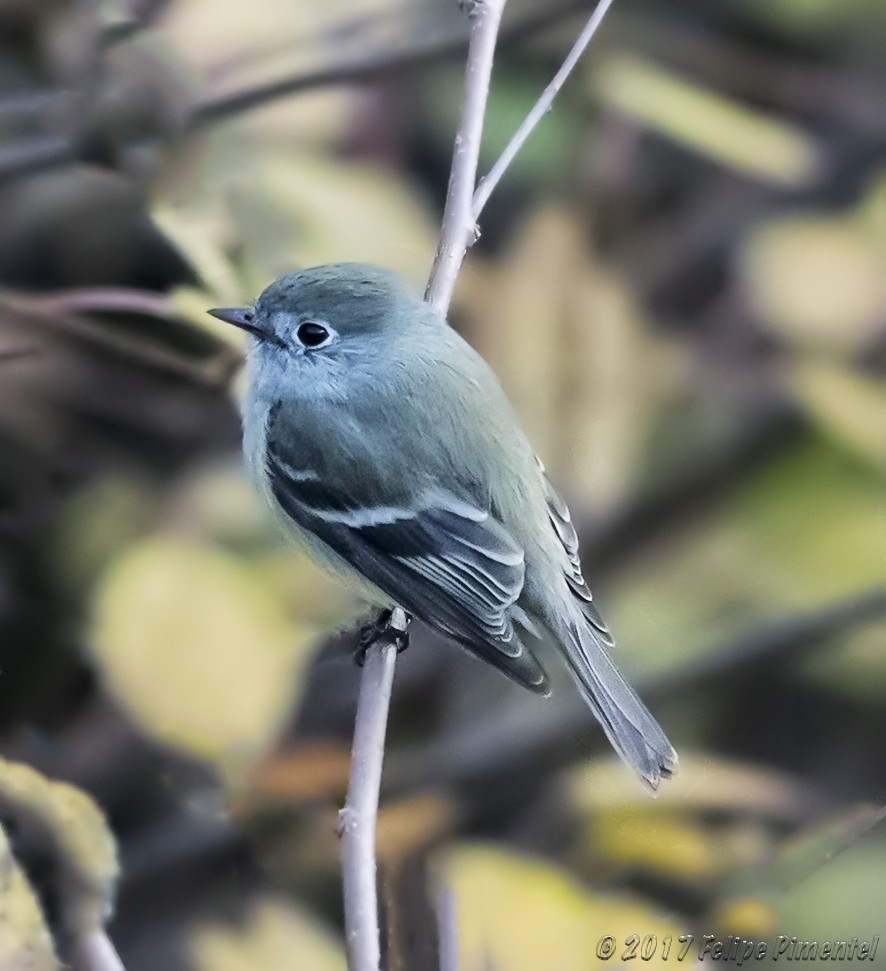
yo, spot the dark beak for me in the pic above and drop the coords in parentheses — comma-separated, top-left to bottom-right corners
(208, 307, 264, 338)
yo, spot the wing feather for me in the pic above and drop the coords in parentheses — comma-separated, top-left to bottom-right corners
(266, 435, 548, 690)
(536, 458, 614, 647)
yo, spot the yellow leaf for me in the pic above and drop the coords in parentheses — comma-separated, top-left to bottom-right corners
(230, 151, 437, 284)
(593, 55, 820, 186)
(153, 204, 246, 308)
(0, 759, 118, 941)
(164, 467, 358, 627)
(51, 476, 159, 596)
(786, 361, 886, 470)
(462, 207, 683, 513)
(589, 807, 769, 881)
(437, 843, 681, 971)
(709, 897, 779, 938)
(90, 537, 318, 780)
(800, 620, 886, 700)
(741, 216, 885, 350)
(191, 896, 345, 971)
(0, 824, 59, 971)
(570, 754, 811, 817)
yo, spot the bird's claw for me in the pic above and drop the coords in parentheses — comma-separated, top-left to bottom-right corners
(355, 607, 411, 665)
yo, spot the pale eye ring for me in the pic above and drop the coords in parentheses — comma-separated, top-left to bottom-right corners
(295, 320, 332, 348)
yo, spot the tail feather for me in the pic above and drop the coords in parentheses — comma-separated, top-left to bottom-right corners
(559, 615, 678, 790)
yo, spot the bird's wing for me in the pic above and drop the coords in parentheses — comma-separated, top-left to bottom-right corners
(267, 436, 549, 692)
(536, 457, 614, 648)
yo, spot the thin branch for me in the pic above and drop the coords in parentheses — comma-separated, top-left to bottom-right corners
(35, 287, 177, 320)
(0, 346, 39, 363)
(0, 133, 74, 178)
(194, 0, 592, 129)
(341, 5, 509, 968)
(340, 608, 406, 971)
(341, 2, 622, 965)
(437, 891, 460, 971)
(0, 0, 598, 180)
(1, 289, 239, 386)
(69, 930, 126, 971)
(425, 0, 508, 314)
(383, 587, 886, 798)
(472, 0, 617, 219)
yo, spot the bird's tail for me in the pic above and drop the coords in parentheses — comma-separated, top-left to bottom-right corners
(556, 612, 678, 790)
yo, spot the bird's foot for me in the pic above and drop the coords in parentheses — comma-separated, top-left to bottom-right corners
(355, 606, 411, 665)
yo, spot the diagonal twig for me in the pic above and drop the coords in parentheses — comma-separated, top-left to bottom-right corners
(473, 0, 617, 220)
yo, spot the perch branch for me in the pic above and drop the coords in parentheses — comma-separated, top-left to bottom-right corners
(437, 890, 460, 971)
(342, 1, 619, 967)
(426, 0, 508, 315)
(341, 3, 508, 970)
(340, 608, 407, 971)
(70, 930, 126, 971)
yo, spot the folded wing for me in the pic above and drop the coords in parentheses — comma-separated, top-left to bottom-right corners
(267, 440, 549, 692)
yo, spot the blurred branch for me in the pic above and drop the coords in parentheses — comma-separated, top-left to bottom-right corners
(580, 397, 806, 576)
(0, 89, 64, 117)
(472, 0, 616, 219)
(1, 289, 242, 386)
(650, 586, 886, 694)
(0, 346, 39, 363)
(385, 587, 886, 797)
(426, 0, 507, 313)
(0, 0, 598, 179)
(0, 133, 75, 177)
(191, 0, 593, 128)
(437, 890, 460, 971)
(340, 609, 406, 971)
(70, 929, 126, 971)
(36, 287, 176, 320)
(93, 585, 886, 928)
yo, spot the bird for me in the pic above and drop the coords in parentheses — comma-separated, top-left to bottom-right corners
(209, 263, 677, 789)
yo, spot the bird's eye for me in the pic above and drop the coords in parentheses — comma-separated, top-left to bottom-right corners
(295, 321, 331, 348)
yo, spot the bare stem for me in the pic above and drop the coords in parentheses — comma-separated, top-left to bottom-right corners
(333, 0, 615, 965)
(69, 930, 126, 971)
(437, 890, 460, 971)
(340, 608, 406, 971)
(425, 0, 508, 315)
(472, 0, 617, 220)
(340, 5, 510, 969)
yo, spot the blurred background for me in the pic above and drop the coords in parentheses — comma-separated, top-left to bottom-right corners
(0, 0, 884, 968)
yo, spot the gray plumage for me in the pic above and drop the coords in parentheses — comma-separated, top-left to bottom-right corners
(211, 263, 677, 789)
